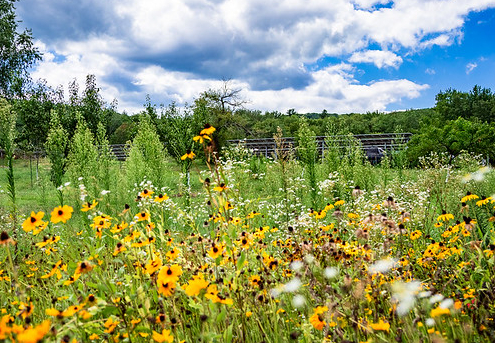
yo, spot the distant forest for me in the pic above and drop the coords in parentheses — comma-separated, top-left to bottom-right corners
(4, 75, 495, 165)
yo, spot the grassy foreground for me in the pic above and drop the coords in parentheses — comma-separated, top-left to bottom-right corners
(1, 149, 495, 342)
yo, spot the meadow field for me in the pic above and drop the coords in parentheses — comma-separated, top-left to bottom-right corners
(1, 129, 495, 343)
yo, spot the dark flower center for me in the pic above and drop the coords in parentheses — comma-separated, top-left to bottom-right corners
(0, 231, 9, 241)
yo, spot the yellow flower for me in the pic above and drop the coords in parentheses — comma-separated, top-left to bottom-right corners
(193, 135, 211, 144)
(139, 188, 154, 198)
(104, 317, 119, 334)
(246, 211, 261, 219)
(81, 200, 98, 212)
(213, 183, 228, 192)
(430, 307, 450, 317)
(180, 150, 195, 160)
(157, 280, 176, 297)
(50, 205, 73, 224)
(152, 329, 174, 343)
(136, 211, 150, 222)
(461, 192, 479, 202)
(200, 123, 216, 136)
(410, 230, 422, 240)
(166, 248, 180, 261)
(145, 259, 163, 275)
(22, 211, 45, 232)
(437, 211, 454, 222)
(245, 311, 253, 317)
(476, 196, 492, 207)
(309, 306, 328, 330)
(249, 275, 261, 287)
(184, 273, 209, 296)
(75, 261, 93, 275)
(154, 193, 169, 202)
(207, 243, 224, 259)
(15, 320, 51, 343)
(369, 319, 390, 332)
(157, 265, 183, 284)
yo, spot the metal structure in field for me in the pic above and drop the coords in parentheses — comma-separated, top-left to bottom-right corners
(1, 133, 411, 162)
(227, 133, 412, 163)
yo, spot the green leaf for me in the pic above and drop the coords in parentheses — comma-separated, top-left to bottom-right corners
(223, 323, 233, 343)
(237, 251, 246, 271)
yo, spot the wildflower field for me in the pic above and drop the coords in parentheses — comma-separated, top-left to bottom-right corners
(1, 126, 495, 343)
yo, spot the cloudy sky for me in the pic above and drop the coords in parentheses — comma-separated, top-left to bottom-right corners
(17, 0, 495, 114)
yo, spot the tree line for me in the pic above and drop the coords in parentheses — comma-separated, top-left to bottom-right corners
(1, 0, 495, 166)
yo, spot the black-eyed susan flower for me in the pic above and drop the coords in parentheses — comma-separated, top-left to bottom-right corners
(249, 275, 261, 287)
(184, 273, 209, 296)
(140, 188, 154, 198)
(145, 259, 163, 275)
(90, 215, 112, 230)
(154, 194, 169, 202)
(22, 211, 45, 232)
(166, 248, 180, 261)
(110, 221, 128, 234)
(36, 235, 60, 248)
(246, 211, 261, 219)
(81, 200, 98, 212)
(113, 242, 127, 256)
(180, 150, 195, 160)
(461, 191, 479, 203)
(207, 243, 224, 259)
(200, 123, 216, 136)
(136, 211, 150, 222)
(410, 230, 422, 240)
(86, 294, 97, 307)
(193, 135, 211, 144)
(237, 236, 252, 249)
(476, 196, 492, 207)
(157, 280, 176, 297)
(156, 313, 167, 324)
(75, 261, 93, 275)
(32, 220, 48, 235)
(309, 306, 328, 330)
(213, 183, 228, 192)
(50, 205, 73, 224)
(437, 210, 454, 222)
(18, 301, 34, 319)
(157, 265, 183, 284)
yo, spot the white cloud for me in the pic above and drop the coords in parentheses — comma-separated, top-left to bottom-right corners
(349, 50, 403, 68)
(133, 63, 428, 113)
(425, 68, 436, 75)
(466, 62, 478, 74)
(23, 0, 495, 113)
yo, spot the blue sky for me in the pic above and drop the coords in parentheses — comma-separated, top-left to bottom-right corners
(16, 0, 495, 114)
